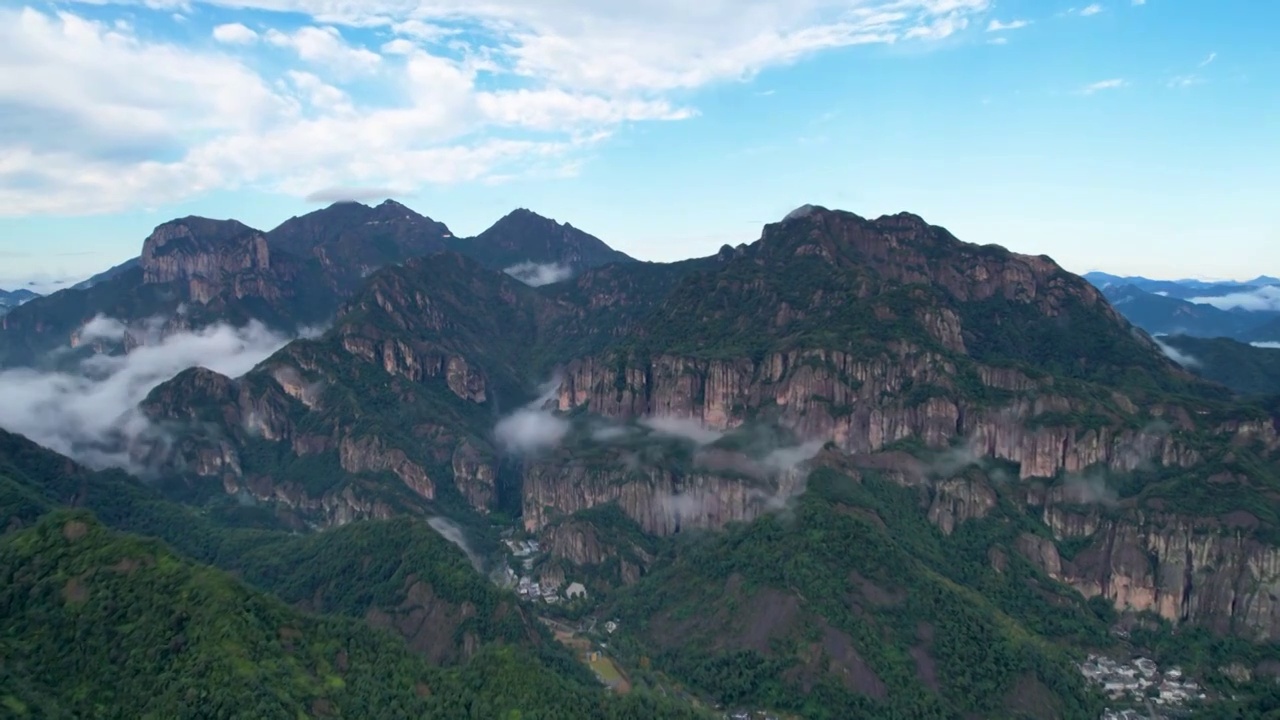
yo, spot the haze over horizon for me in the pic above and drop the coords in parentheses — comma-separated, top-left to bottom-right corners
(2, 0, 1277, 288)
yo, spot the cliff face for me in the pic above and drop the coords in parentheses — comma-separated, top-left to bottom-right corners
(555, 347, 1201, 480)
(140, 217, 288, 304)
(1026, 502, 1280, 641)
(521, 448, 807, 535)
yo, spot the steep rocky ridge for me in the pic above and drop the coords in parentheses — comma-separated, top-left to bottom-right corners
(130, 205, 1280, 648)
(265, 199, 453, 293)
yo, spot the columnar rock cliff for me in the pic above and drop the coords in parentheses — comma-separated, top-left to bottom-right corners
(555, 346, 1202, 480)
(521, 448, 808, 535)
(1032, 501, 1280, 641)
(140, 217, 283, 303)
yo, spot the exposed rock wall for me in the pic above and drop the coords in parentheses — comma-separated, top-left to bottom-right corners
(1005, 500, 1280, 641)
(522, 457, 805, 535)
(556, 347, 1202, 480)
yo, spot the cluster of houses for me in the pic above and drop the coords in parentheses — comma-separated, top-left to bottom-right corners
(1080, 654, 1206, 717)
(514, 574, 588, 604)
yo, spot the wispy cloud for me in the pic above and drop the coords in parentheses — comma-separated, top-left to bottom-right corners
(503, 262, 573, 287)
(1199, 51, 1217, 67)
(986, 19, 1030, 32)
(1080, 78, 1127, 94)
(1080, 3, 1104, 16)
(1132, 0, 1145, 5)
(1167, 74, 1202, 88)
(1153, 338, 1199, 368)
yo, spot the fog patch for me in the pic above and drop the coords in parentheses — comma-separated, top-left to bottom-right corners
(0, 319, 292, 472)
(1154, 338, 1199, 368)
(590, 423, 635, 442)
(1252, 341, 1280, 350)
(641, 416, 724, 445)
(503, 261, 573, 287)
(494, 379, 568, 454)
(79, 314, 129, 343)
(1060, 471, 1118, 507)
(427, 516, 482, 571)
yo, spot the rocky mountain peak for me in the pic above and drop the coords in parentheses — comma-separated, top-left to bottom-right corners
(140, 217, 272, 299)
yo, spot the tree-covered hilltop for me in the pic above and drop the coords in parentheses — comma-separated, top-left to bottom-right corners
(0, 510, 709, 719)
(0, 428, 563, 669)
(595, 466, 1108, 720)
(1156, 334, 1280, 397)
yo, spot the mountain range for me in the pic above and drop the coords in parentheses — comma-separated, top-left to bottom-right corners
(0, 287, 39, 316)
(3, 201, 1280, 719)
(1083, 271, 1280, 343)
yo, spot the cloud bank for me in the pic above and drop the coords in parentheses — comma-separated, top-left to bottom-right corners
(1189, 286, 1280, 312)
(503, 261, 574, 287)
(1252, 342, 1280, 350)
(0, 318, 292, 471)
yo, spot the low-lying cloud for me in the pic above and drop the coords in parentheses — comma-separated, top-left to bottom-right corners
(494, 379, 568, 454)
(1060, 470, 1118, 507)
(641, 415, 724, 445)
(1251, 341, 1280, 350)
(503, 261, 573, 287)
(0, 318, 292, 472)
(1189, 286, 1280, 312)
(1154, 337, 1199, 368)
(427, 516, 482, 571)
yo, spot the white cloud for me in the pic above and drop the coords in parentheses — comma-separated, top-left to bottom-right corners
(1189, 286, 1280, 312)
(1167, 74, 1201, 88)
(5, 0, 995, 216)
(265, 25, 381, 76)
(0, 319, 291, 471)
(78, 314, 129, 343)
(1080, 3, 1104, 16)
(212, 22, 258, 44)
(1252, 342, 1280, 350)
(494, 380, 569, 454)
(1153, 338, 1199, 368)
(1199, 51, 1216, 67)
(986, 19, 1029, 31)
(1081, 78, 1127, 94)
(503, 261, 573, 287)
(641, 416, 724, 445)
(1132, 0, 1145, 5)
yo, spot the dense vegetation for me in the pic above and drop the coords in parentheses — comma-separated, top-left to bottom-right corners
(0, 510, 709, 719)
(604, 467, 1109, 719)
(1158, 334, 1280, 397)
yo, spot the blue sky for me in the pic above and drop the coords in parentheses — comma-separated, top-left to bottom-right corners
(1, 0, 1277, 292)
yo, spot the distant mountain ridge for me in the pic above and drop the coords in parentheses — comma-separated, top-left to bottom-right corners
(0, 287, 39, 317)
(1084, 272, 1280, 342)
(0, 200, 635, 368)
